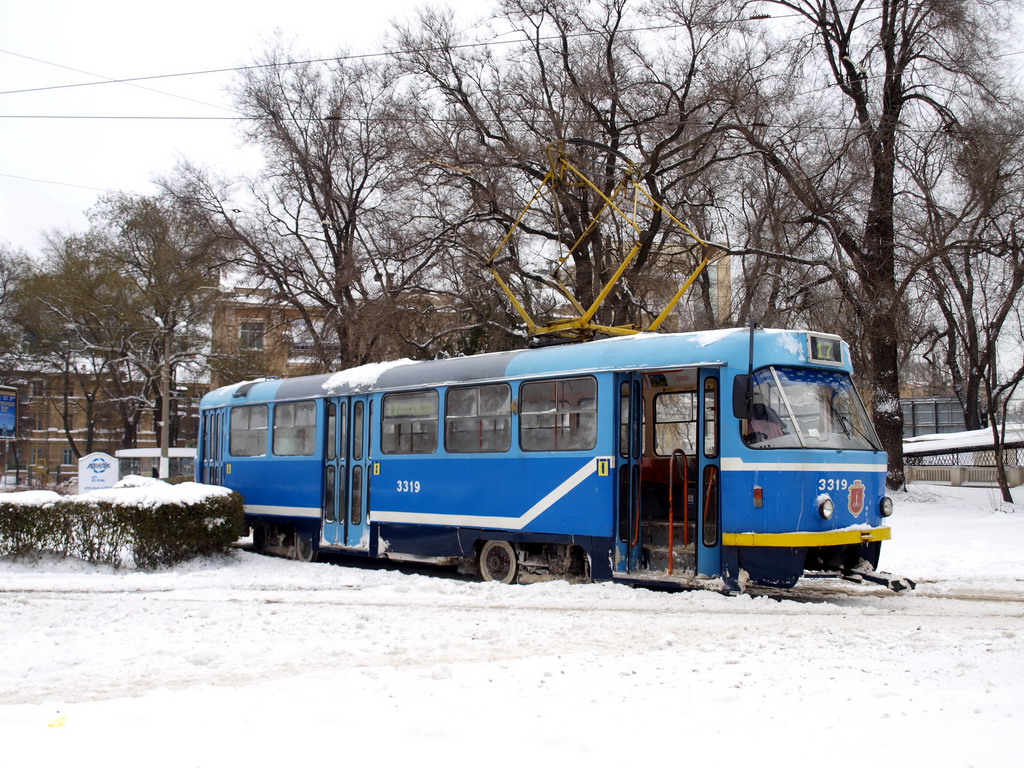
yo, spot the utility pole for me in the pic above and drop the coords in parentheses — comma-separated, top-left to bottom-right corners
(160, 329, 170, 479)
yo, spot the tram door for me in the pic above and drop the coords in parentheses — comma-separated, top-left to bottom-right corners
(346, 396, 371, 549)
(321, 396, 372, 550)
(322, 399, 347, 546)
(615, 373, 644, 572)
(695, 371, 721, 578)
(200, 408, 226, 485)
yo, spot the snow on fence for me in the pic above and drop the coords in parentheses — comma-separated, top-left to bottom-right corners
(903, 425, 1024, 487)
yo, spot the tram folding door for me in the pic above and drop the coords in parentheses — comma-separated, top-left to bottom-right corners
(199, 409, 226, 485)
(322, 396, 372, 550)
(695, 369, 722, 578)
(615, 373, 644, 573)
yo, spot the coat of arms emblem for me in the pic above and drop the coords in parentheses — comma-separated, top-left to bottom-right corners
(848, 479, 866, 518)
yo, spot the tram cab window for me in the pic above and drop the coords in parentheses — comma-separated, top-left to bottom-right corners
(229, 405, 268, 457)
(381, 390, 438, 454)
(741, 367, 881, 451)
(446, 384, 511, 453)
(520, 377, 597, 451)
(273, 401, 317, 456)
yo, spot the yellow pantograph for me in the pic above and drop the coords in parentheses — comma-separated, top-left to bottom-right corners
(485, 141, 727, 342)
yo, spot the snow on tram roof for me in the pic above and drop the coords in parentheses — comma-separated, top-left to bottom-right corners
(199, 328, 839, 407)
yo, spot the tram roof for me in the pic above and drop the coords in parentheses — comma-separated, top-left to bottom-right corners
(200, 327, 847, 408)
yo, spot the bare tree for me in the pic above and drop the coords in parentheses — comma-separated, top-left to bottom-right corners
(909, 110, 1024, 430)
(393, 0, 740, 336)
(17, 233, 142, 456)
(91, 193, 228, 453)
(0, 243, 31, 364)
(18, 195, 229, 455)
(170, 46, 444, 369)
(719, 0, 1019, 487)
(904, 108, 1024, 502)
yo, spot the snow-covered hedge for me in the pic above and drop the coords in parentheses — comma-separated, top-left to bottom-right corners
(0, 476, 246, 569)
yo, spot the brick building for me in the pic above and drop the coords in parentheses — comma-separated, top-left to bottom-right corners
(1, 286, 325, 486)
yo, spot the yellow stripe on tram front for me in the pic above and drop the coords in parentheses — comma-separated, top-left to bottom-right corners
(723, 527, 892, 548)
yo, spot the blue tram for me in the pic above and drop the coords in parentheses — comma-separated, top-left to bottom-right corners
(196, 328, 895, 589)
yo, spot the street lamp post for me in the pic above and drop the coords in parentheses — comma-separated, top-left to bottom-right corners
(159, 330, 170, 479)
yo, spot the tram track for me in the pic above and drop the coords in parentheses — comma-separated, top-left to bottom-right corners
(3, 578, 1022, 612)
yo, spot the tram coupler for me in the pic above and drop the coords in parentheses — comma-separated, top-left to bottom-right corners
(841, 559, 916, 592)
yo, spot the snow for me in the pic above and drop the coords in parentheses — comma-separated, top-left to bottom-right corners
(2, 484, 1023, 766)
(321, 358, 416, 393)
(904, 424, 1024, 454)
(0, 490, 61, 506)
(691, 326, 742, 347)
(1, 475, 232, 509)
(81, 479, 232, 509)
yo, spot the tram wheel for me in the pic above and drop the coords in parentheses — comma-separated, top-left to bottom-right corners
(294, 533, 317, 563)
(252, 523, 269, 555)
(479, 540, 518, 584)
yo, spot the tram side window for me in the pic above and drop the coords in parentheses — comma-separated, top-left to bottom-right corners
(703, 377, 718, 459)
(273, 401, 317, 456)
(654, 391, 697, 456)
(446, 384, 511, 453)
(381, 390, 438, 454)
(229, 405, 268, 457)
(520, 377, 597, 451)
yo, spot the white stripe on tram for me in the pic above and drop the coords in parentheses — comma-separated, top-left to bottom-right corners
(373, 456, 609, 530)
(720, 457, 888, 473)
(246, 504, 322, 518)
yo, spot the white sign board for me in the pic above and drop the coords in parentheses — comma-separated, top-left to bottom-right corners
(78, 452, 119, 492)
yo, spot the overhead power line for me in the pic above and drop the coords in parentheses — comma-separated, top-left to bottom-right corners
(0, 14, 776, 97)
(2, 4, 1020, 100)
(0, 171, 114, 193)
(0, 48, 236, 113)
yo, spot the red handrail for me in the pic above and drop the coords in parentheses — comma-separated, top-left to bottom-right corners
(702, 466, 717, 545)
(668, 449, 688, 575)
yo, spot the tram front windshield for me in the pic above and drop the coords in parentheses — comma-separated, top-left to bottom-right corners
(742, 366, 882, 451)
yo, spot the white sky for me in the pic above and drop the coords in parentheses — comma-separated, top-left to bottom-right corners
(0, 0, 488, 256)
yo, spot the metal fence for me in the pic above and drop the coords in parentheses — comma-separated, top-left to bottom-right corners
(904, 446, 1023, 467)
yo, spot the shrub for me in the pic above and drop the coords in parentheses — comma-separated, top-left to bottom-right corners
(0, 481, 246, 569)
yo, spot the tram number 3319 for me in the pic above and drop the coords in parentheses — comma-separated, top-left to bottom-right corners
(396, 480, 422, 493)
(818, 477, 849, 492)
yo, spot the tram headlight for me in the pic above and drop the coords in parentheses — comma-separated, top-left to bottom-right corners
(818, 497, 835, 520)
(880, 496, 894, 517)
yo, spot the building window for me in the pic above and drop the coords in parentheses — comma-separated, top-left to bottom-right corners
(520, 377, 597, 452)
(229, 405, 268, 456)
(239, 321, 265, 350)
(273, 401, 317, 456)
(289, 319, 315, 352)
(62, 448, 74, 465)
(445, 384, 511, 453)
(381, 390, 438, 454)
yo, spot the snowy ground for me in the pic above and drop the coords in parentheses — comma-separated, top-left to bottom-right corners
(2, 484, 1022, 767)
